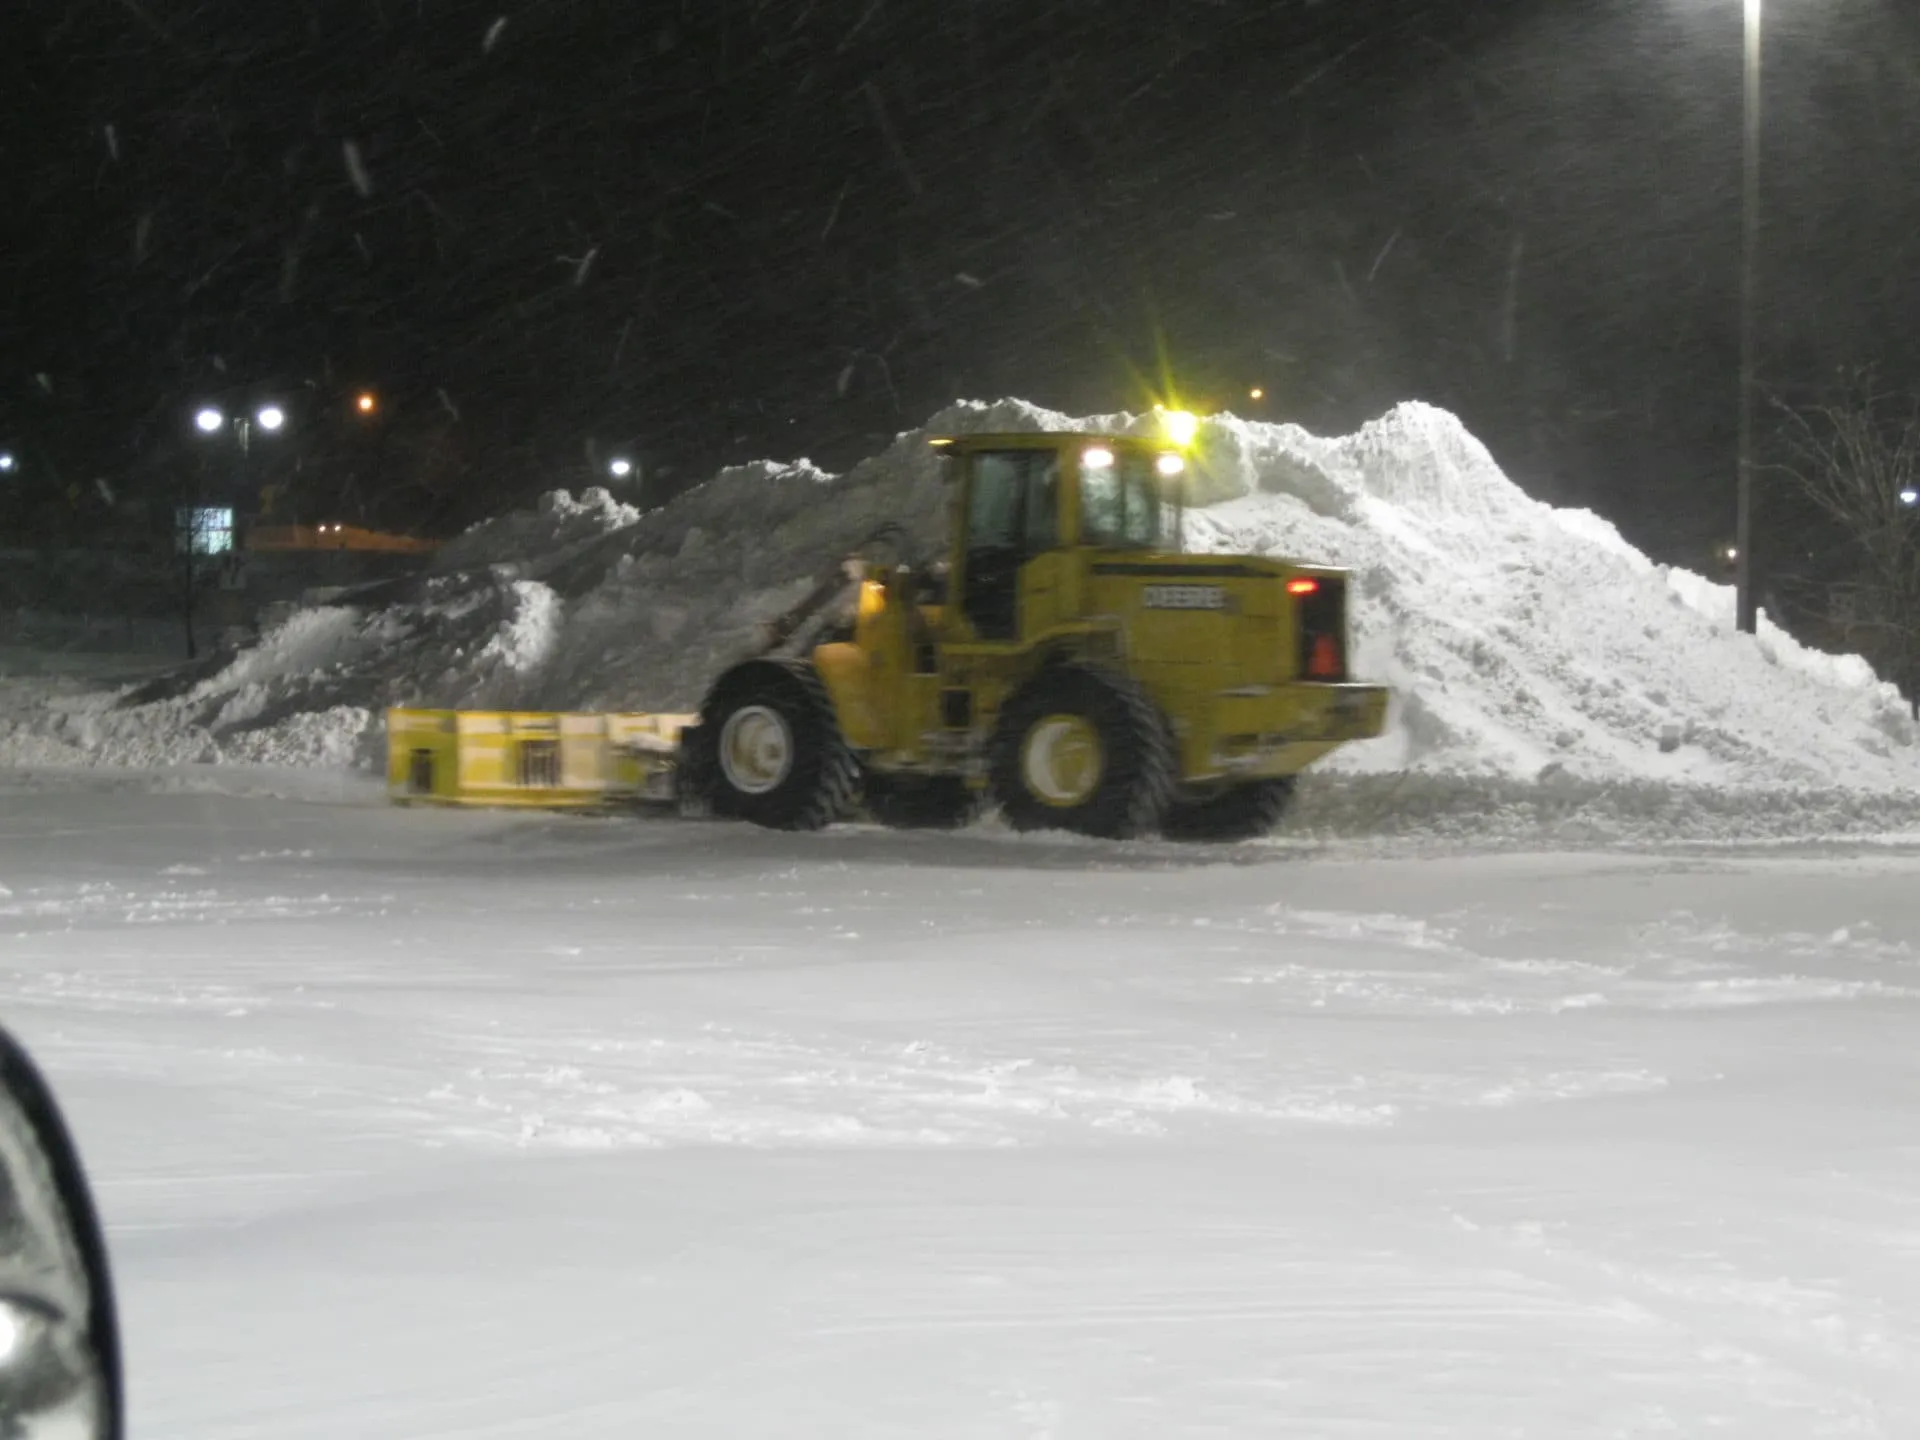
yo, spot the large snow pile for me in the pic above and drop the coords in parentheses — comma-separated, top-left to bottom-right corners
(1182, 404, 1919, 791)
(5, 398, 1919, 810)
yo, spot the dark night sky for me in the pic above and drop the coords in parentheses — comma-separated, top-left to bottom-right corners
(3, 0, 1918, 575)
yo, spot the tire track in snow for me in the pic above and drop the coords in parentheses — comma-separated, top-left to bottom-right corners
(1443, 1210, 1920, 1430)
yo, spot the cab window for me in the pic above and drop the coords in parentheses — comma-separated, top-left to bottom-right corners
(1080, 451, 1162, 549)
(966, 451, 1059, 553)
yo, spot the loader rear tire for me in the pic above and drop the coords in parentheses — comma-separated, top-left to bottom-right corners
(863, 773, 981, 831)
(990, 666, 1173, 840)
(1161, 778, 1296, 843)
(699, 660, 859, 831)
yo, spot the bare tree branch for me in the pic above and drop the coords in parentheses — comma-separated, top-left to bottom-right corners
(1771, 370, 1920, 711)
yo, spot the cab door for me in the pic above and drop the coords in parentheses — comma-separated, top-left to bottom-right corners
(957, 450, 1060, 641)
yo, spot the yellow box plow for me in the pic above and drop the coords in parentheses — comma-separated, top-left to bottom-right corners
(386, 708, 697, 809)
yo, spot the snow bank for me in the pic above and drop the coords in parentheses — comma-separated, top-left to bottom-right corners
(5, 398, 1919, 815)
(428, 486, 642, 575)
(1179, 403, 1920, 790)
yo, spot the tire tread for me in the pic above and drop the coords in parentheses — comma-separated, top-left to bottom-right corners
(990, 666, 1173, 839)
(1161, 778, 1296, 842)
(698, 659, 858, 830)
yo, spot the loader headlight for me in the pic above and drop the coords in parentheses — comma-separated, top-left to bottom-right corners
(1155, 452, 1185, 478)
(1157, 408, 1200, 448)
(1081, 446, 1114, 470)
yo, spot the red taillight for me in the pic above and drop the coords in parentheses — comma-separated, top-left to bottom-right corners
(1307, 634, 1342, 678)
(1291, 573, 1347, 682)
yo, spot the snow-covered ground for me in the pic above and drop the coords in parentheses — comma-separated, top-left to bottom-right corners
(6, 395, 1920, 1433)
(6, 774, 1920, 1437)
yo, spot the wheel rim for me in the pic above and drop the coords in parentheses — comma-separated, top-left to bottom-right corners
(717, 705, 794, 794)
(1021, 713, 1104, 807)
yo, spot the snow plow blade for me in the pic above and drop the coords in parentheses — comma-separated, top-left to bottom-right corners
(386, 708, 696, 809)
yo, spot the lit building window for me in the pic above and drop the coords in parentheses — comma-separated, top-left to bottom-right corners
(176, 506, 235, 555)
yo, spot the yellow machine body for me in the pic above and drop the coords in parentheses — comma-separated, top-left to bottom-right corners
(386, 427, 1389, 831)
(809, 431, 1388, 789)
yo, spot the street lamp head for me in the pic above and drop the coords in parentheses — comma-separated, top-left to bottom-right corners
(1900, 488, 1918, 507)
(256, 405, 286, 432)
(193, 406, 225, 434)
(609, 458, 633, 478)
(356, 392, 377, 415)
(0, 452, 14, 473)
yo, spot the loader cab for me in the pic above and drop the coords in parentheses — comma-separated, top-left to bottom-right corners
(952, 443, 1060, 640)
(935, 433, 1185, 642)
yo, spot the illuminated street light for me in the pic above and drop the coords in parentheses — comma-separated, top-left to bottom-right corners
(355, 391, 378, 415)
(0, 452, 15, 473)
(1900, 488, 1918, 507)
(190, 397, 288, 464)
(1248, 386, 1265, 402)
(609, 457, 633, 479)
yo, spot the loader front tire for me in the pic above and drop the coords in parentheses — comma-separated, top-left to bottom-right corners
(990, 667, 1173, 839)
(1161, 778, 1296, 843)
(699, 660, 858, 831)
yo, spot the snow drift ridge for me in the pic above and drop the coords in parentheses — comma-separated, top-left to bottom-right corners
(8, 398, 1919, 799)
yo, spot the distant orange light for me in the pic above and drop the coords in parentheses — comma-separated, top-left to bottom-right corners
(1285, 578, 1320, 596)
(1249, 386, 1266, 401)
(355, 392, 377, 414)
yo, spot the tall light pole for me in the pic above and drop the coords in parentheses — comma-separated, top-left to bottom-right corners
(183, 399, 285, 658)
(1735, 0, 1763, 634)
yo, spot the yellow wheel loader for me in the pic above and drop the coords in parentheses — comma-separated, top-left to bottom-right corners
(679, 427, 1387, 841)
(391, 426, 1389, 842)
